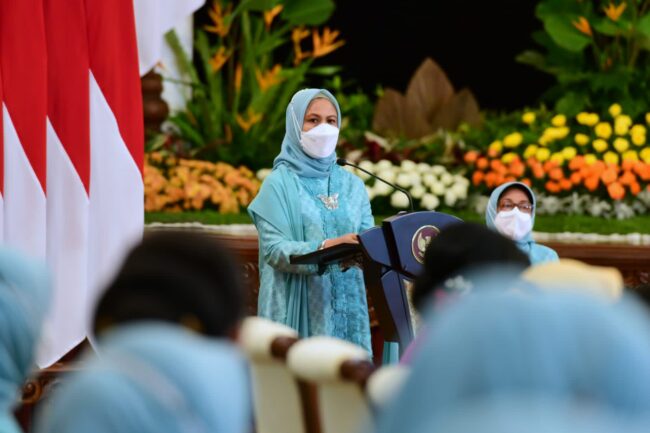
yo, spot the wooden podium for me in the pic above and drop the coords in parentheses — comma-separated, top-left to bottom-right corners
(292, 211, 462, 351)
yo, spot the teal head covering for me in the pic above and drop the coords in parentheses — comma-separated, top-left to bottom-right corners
(375, 291, 650, 433)
(35, 324, 251, 433)
(273, 88, 341, 178)
(0, 248, 50, 413)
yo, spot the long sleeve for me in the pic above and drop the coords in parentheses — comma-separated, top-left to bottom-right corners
(359, 188, 374, 232)
(256, 218, 321, 275)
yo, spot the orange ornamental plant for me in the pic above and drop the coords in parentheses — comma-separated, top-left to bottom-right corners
(144, 152, 261, 213)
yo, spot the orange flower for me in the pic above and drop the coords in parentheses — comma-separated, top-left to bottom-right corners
(603, 2, 626, 22)
(543, 160, 558, 172)
(205, 1, 232, 37)
(472, 171, 484, 186)
(509, 161, 525, 177)
(312, 27, 345, 58)
(476, 157, 489, 170)
(209, 46, 231, 72)
(255, 64, 283, 92)
(292, 26, 311, 65)
(559, 179, 572, 190)
(630, 182, 641, 195)
(464, 151, 479, 164)
(521, 178, 532, 187)
(584, 176, 599, 191)
(549, 167, 564, 180)
(570, 172, 582, 185)
(618, 171, 636, 186)
(568, 155, 585, 171)
(607, 182, 625, 200)
(572, 16, 592, 37)
(236, 107, 263, 132)
(504, 176, 516, 183)
(490, 159, 507, 174)
(485, 172, 498, 188)
(264, 5, 283, 30)
(545, 181, 561, 193)
(600, 167, 618, 185)
(532, 164, 545, 179)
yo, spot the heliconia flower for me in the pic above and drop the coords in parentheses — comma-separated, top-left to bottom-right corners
(236, 107, 263, 132)
(264, 5, 283, 30)
(603, 2, 627, 22)
(312, 27, 345, 59)
(205, 1, 232, 37)
(292, 26, 311, 65)
(572, 16, 593, 37)
(255, 64, 283, 92)
(209, 46, 231, 72)
(234, 63, 243, 91)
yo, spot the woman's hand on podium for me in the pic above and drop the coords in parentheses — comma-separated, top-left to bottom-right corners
(322, 233, 359, 249)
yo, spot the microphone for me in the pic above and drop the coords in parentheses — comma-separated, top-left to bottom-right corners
(336, 158, 414, 213)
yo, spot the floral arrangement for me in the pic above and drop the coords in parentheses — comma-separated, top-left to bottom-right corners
(463, 104, 650, 207)
(145, 152, 260, 213)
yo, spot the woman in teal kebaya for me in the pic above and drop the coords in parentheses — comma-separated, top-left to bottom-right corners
(248, 89, 374, 352)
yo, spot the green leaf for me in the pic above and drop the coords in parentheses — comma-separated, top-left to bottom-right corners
(516, 50, 547, 69)
(242, 0, 282, 12)
(542, 14, 593, 52)
(554, 92, 588, 116)
(307, 65, 342, 75)
(637, 13, 650, 39)
(592, 18, 623, 36)
(281, 0, 335, 26)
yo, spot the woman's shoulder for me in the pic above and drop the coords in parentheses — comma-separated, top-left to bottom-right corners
(531, 242, 560, 262)
(334, 165, 366, 189)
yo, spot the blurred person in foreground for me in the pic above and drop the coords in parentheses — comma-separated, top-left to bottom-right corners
(401, 222, 530, 363)
(375, 290, 650, 433)
(0, 249, 49, 433)
(486, 181, 558, 264)
(93, 230, 246, 340)
(34, 323, 250, 433)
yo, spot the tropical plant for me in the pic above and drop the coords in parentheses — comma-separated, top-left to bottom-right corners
(518, 0, 650, 116)
(162, 0, 342, 170)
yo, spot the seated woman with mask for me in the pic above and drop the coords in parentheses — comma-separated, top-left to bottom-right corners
(485, 181, 558, 265)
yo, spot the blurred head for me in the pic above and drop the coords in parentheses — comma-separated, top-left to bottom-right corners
(377, 291, 650, 433)
(0, 248, 49, 411)
(486, 181, 536, 242)
(412, 222, 530, 313)
(35, 324, 250, 433)
(93, 230, 245, 339)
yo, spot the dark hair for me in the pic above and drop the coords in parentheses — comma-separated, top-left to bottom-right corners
(498, 184, 533, 204)
(93, 230, 245, 338)
(412, 222, 530, 313)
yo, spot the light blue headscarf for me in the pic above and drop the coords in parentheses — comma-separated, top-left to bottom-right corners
(0, 248, 49, 432)
(35, 324, 250, 433)
(375, 291, 650, 433)
(272, 88, 341, 178)
(485, 181, 558, 264)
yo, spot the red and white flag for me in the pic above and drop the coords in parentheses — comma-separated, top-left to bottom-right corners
(39, 0, 92, 366)
(0, 0, 48, 260)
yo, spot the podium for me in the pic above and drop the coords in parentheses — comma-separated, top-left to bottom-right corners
(291, 211, 462, 351)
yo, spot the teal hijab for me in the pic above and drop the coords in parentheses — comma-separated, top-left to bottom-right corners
(272, 88, 341, 178)
(486, 181, 557, 264)
(248, 88, 341, 337)
(0, 248, 49, 426)
(35, 324, 250, 433)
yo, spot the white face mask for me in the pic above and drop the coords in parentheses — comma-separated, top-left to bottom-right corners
(494, 208, 533, 241)
(300, 123, 339, 159)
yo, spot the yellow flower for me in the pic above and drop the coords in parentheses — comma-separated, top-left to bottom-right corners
(622, 150, 639, 161)
(255, 64, 283, 92)
(489, 140, 503, 154)
(584, 154, 597, 165)
(205, 1, 232, 37)
(236, 107, 263, 133)
(209, 46, 231, 72)
(522, 112, 536, 124)
(562, 146, 577, 160)
(311, 27, 345, 58)
(572, 16, 592, 37)
(640, 147, 650, 163)
(613, 137, 630, 153)
(574, 133, 590, 146)
(594, 122, 613, 139)
(292, 26, 311, 65)
(550, 152, 565, 165)
(593, 138, 609, 152)
(603, 2, 626, 22)
(609, 103, 623, 117)
(646, 113, 650, 125)
(503, 132, 523, 148)
(263, 5, 283, 30)
(551, 114, 566, 127)
(524, 144, 539, 159)
(536, 148, 551, 162)
(603, 151, 619, 165)
(501, 152, 518, 164)
(614, 115, 632, 135)
(631, 125, 646, 146)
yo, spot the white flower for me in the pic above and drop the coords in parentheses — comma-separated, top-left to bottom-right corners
(354, 168, 371, 181)
(431, 181, 446, 196)
(537, 196, 562, 215)
(422, 173, 437, 187)
(345, 149, 363, 162)
(613, 202, 635, 220)
(256, 168, 272, 181)
(391, 191, 410, 209)
(444, 189, 458, 207)
(451, 183, 468, 200)
(364, 131, 390, 149)
(452, 174, 470, 186)
(471, 195, 489, 215)
(377, 169, 396, 184)
(401, 159, 417, 172)
(373, 181, 393, 196)
(410, 185, 426, 199)
(396, 173, 413, 188)
(420, 193, 440, 210)
(365, 185, 375, 201)
(359, 160, 375, 172)
(375, 159, 393, 171)
(431, 165, 446, 176)
(417, 162, 432, 173)
(440, 172, 453, 186)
